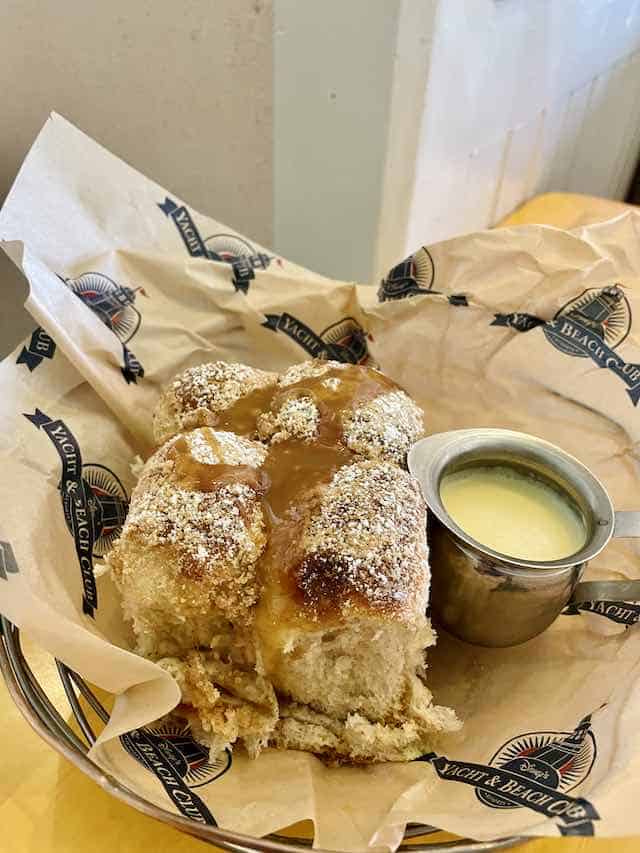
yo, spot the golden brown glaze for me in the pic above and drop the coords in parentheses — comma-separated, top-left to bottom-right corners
(170, 435, 270, 496)
(216, 364, 399, 441)
(168, 363, 402, 529)
(215, 384, 281, 436)
(159, 362, 421, 634)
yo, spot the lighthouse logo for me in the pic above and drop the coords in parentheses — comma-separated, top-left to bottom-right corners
(419, 714, 599, 836)
(262, 313, 371, 364)
(543, 285, 631, 356)
(476, 716, 596, 811)
(67, 272, 144, 345)
(60, 463, 129, 558)
(491, 284, 639, 405)
(24, 409, 129, 617)
(17, 271, 146, 383)
(121, 722, 231, 825)
(320, 317, 370, 364)
(158, 197, 274, 293)
(378, 246, 467, 305)
(66, 272, 145, 383)
(378, 247, 435, 301)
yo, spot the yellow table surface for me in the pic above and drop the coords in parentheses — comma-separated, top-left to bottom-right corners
(3, 192, 640, 853)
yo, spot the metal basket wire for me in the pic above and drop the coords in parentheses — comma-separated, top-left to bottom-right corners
(0, 616, 526, 853)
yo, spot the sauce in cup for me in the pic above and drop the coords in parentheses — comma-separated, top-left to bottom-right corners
(440, 464, 587, 562)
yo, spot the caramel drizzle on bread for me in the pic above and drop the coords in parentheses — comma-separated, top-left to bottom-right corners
(166, 364, 419, 628)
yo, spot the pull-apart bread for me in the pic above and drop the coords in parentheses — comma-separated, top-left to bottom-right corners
(109, 360, 460, 762)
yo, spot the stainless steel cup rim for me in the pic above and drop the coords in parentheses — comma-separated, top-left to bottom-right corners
(408, 428, 615, 573)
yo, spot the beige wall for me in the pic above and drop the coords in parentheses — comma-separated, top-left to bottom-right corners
(0, 0, 272, 357)
(273, 0, 405, 284)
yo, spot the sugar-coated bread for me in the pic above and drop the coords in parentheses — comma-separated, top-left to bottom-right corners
(153, 361, 278, 444)
(256, 360, 425, 464)
(111, 359, 460, 763)
(109, 427, 268, 658)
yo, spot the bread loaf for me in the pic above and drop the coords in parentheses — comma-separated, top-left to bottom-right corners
(110, 360, 460, 762)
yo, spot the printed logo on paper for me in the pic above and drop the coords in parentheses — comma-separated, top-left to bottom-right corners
(23, 409, 129, 616)
(378, 247, 468, 306)
(158, 196, 276, 293)
(419, 714, 599, 836)
(378, 247, 435, 301)
(16, 327, 57, 371)
(17, 272, 146, 383)
(491, 284, 640, 405)
(0, 541, 19, 581)
(545, 286, 631, 356)
(564, 598, 640, 627)
(262, 313, 371, 364)
(121, 722, 231, 825)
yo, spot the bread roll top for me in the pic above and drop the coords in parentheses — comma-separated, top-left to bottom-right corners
(154, 361, 278, 444)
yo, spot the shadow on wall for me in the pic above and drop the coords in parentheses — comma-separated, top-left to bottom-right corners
(0, 253, 31, 359)
(626, 155, 640, 205)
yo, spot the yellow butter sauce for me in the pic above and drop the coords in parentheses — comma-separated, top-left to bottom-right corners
(439, 465, 587, 561)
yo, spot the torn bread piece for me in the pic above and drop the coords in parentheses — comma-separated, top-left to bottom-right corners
(158, 652, 278, 758)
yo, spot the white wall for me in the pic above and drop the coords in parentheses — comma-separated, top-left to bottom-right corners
(401, 0, 640, 260)
(0, 0, 273, 243)
(272, 0, 640, 284)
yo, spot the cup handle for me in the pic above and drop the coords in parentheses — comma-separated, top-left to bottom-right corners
(570, 511, 640, 605)
(571, 579, 640, 605)
(613, 510, 640, 538)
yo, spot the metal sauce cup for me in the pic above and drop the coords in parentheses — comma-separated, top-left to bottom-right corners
(408, 428, 640, 647)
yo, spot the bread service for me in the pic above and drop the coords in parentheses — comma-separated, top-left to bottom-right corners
(109, 359, 460, 762)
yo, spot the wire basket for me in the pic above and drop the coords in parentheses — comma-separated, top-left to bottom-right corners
(0, 616, 526, 853)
